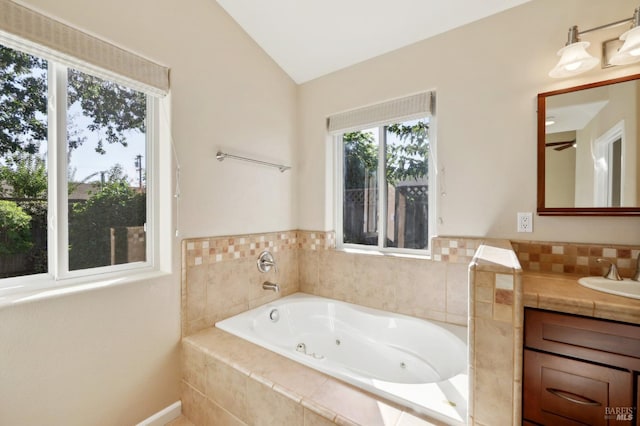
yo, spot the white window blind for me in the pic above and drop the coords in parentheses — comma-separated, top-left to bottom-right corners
(327, 91, 434, 134)
(0, 0, 169, 96)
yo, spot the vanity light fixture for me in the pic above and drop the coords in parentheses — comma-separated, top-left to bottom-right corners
(610, 7, 640, 65)
(549, 26, 599, 78)
(550, 6, 640, 78)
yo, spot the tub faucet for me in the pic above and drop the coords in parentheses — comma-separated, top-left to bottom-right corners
(262, 281, 280, 293)
(633, 253, 640, 281)
(597, 258, 622, 281)
(257, 251, 277, 273)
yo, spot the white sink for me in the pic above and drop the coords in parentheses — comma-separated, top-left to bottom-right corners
(578, 276, 640, 300)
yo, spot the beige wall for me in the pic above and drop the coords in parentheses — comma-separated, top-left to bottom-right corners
(0, 0, 297, 424)
(574, 82, 637, 206)
(297, 0, 640, 244)
(545, 131, 576, 207)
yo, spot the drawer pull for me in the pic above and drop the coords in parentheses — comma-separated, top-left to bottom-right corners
(545, 388, 602, 406)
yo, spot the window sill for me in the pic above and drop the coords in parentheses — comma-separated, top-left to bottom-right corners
(337, 246, 431, 260)
(0, 268, 171, 309)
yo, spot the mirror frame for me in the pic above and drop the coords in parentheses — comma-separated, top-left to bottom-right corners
(537, 73, 640, 216)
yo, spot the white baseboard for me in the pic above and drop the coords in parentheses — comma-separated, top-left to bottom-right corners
(136, 401, 182, 426)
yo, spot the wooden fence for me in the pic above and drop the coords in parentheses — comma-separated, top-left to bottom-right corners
(344, 184, 428, 249)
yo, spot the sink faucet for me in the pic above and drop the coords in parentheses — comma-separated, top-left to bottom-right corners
(597, 258, 622, 281)
(633, 253, 640, 281)
(262, 281, 280, 293)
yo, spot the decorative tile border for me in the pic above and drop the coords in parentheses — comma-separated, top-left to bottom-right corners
(183, 231, 298, 268)
(297, 230, 336, 251)
(512, 240, 640, 278)
(183, 230, 336, 268)
(431, 236, 484, 264)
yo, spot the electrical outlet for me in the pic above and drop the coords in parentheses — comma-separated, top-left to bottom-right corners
(517, 212, 533, 233)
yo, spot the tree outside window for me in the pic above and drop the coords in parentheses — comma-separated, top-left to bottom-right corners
(0, 43, 149, 279)
(342, 118, 430, 250)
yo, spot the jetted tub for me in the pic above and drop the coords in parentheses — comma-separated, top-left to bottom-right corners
(216, 293, 468, 425)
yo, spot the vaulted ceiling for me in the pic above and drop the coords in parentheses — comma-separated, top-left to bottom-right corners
(216, 0, 533, 83)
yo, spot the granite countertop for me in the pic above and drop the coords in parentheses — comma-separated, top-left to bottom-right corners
(523, 271, 640, 325)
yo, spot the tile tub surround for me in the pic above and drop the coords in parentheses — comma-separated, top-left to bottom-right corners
(299, 248, 469, 326)
(180, 231, 481, 424)
(181, 231, 300, 336)
(468, 240, 523, 426)
(182, 327, 445, 426)
(183, 232, 475, 336)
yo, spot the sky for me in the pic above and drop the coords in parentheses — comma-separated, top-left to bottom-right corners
(66, 103, 145, 187)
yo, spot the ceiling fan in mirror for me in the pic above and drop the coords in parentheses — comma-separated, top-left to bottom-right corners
(545, 139, 576, 151)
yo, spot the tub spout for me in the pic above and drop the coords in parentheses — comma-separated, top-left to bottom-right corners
(262, 281, 280, 293)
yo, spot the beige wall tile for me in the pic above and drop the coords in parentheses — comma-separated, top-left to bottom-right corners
(473, 366, 513, 426)
(472, 318, 514, 425)
(249, 353, 329, 400)
(209, 399, 248, 426)
(395, 258, 447, 316)
(492, 303, 513, 323)
(246, 378, 304, 426)
(181, 381, 207, 426)
(182, 341, 206, 393)
(302, 399, 338, 424)
(185, 264, 207, 323)
(304, 408, 337, 426)
(474, 301, 492, 319)
(205, 357, 249, 422)
(317, 250, 356, 301)
(475, 286, 493, 303)
(350, 254, 398, 311)
(475, 271, 494, 288)
(309, 379, 402, 426)
(474, 318, 514, 371)
(299, 250, 319, 293)
(445, 312, 468, 326)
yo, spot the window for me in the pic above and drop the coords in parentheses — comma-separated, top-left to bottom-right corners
(329, 92, 435, 254)
(0, 42, 156, 281)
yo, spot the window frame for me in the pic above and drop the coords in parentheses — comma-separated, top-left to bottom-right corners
(335, 117, 436, 256)
(0, 46, 161, 293)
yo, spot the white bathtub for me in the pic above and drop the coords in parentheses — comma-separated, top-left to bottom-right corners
(216, 293, 468, 425)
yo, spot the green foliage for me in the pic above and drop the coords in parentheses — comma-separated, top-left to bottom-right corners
(343, 120, 429, 188)
(0, 153, 47, 198)
(68, 166, 145, 270)
(0, 200, 32, 255)
(67, 69, 146, 154)
(386, 121, 429, 185)
(0, 44, 146, 157)
(343, 130, 378, 190)
(0, 45, 47, 155)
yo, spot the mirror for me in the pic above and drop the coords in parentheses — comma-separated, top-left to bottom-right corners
(538, 73, 640, 216)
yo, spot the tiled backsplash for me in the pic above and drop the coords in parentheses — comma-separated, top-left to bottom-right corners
(512, 240, 640, 278)
(431, 236, 484, 264)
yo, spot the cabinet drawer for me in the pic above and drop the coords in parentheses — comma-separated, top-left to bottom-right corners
(523, 349, 633, 426)
(525, 308, 640, 371)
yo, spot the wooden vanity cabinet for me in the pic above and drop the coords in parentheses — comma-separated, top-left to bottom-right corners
(523, 308, 640, 425)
